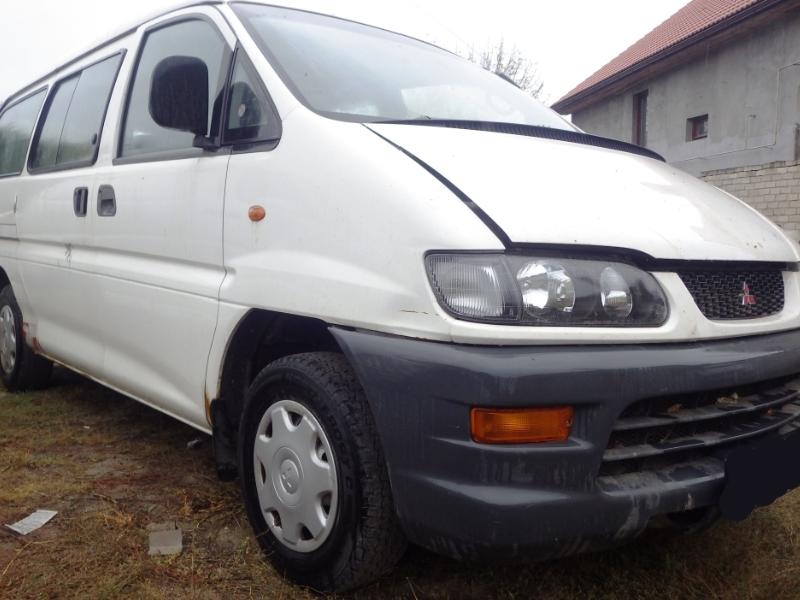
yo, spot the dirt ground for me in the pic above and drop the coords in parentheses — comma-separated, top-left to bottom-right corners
(1, 369, 799, 600)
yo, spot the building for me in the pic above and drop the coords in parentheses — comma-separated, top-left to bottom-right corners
(553, 0, 800, 240)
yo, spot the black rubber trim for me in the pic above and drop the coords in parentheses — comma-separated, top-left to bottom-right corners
(653, 258, 800, 273)
(112, 146, 231, 166)
(368, 126, 512, 248)
(371, 119, 665, 162)
(423, 246, 798, 275)
(504, 243, 799, 273)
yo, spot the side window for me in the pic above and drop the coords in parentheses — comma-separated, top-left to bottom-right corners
(30, 54, 122, 172)
(0, 90, 46, 177)
(120, 20, 229, 158)
(32, 77, 79, 169)
(223, 51, 280, 144)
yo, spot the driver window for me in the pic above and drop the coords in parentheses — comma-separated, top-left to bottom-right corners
(120, 19, 229, 158)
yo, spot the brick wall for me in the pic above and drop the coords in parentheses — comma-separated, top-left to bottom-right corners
(701, 160, 800, 241)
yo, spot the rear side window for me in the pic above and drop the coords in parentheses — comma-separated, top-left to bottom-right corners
(30, 53, 123, 172)
(120, 19, 229, 158)
(0, 91, 46, 177)
(33, 77, 79, 169)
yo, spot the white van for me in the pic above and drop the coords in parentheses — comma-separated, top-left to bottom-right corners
(2, 0, 800, 591)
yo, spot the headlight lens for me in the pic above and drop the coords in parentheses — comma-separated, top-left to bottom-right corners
(599, 266, 634, 319)
(425, 254, 521, 321)
(517, 261, 576, 318)
(426, 253, 668, 326)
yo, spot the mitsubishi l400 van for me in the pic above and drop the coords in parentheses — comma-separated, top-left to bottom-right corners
(2, 0, 800, 591)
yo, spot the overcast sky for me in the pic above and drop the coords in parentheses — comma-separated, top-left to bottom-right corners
(0, 0, 688, 107)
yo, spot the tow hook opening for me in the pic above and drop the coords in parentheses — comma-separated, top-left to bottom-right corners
(663, 506, 721, 534)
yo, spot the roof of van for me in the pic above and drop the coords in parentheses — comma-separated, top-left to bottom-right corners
(1, 1, 231, 111)
(8, 1, 242, 110)
(1, 1, 454, 113)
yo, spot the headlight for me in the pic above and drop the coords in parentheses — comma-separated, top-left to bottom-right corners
(426, 253, 668, 326)
(423, 254, 521, 321)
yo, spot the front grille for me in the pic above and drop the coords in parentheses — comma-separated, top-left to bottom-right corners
(600, 376, 800, 477)
(679, 269, 784, 320)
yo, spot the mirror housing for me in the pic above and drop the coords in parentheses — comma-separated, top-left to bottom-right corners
(149, 56, 209, 136)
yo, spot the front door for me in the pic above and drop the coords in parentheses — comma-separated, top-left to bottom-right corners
(90, 10, 236, 427)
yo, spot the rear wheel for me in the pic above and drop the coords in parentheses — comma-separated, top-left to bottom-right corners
(238, 352, 406, 592)
(0, 284, 52, 391)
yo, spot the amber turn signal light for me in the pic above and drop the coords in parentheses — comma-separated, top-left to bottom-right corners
(470, 406, 574, 444)
(248, 205, 266, 222)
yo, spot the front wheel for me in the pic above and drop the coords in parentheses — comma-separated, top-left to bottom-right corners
(238, 352, 406, 592)
(0, 284, 52, 391)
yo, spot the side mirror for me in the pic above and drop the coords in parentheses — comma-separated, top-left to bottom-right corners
(149, 56, 209, 136)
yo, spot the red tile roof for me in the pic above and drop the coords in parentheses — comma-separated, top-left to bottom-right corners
(555, 0, 762, 109)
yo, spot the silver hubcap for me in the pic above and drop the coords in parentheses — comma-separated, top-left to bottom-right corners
(0, 305, 16, 374)
(253, 399, 338, 552)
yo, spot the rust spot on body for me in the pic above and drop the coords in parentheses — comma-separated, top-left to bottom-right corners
(204, 392, 213, 427)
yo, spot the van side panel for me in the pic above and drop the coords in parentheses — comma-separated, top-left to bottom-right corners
(11, 46, 129, 374)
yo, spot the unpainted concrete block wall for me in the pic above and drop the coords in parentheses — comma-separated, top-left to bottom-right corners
(701, 160, 800, 241)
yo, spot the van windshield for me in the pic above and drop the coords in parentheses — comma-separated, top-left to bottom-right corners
(232, 3, 573, 130)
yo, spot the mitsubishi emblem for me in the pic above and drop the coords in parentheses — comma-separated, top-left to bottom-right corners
(740, 281, 757, 306)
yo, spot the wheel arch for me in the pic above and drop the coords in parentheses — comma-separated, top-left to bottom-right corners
(209, 309, 346, 479)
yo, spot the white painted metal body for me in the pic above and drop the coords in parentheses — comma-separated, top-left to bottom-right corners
(0, 1, 798, 434)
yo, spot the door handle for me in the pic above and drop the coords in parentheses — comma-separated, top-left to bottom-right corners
(73, 187, 88, 217)
(97, 185, 116, 217)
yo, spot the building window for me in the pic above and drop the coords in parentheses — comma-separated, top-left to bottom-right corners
(687, 114, 708, 141)
(632, 90, 648, 147)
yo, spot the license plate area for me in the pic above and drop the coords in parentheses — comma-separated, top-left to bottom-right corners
(719, 426, 800, 520)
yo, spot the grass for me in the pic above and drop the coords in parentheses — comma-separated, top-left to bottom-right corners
(0, 369, 798, 599)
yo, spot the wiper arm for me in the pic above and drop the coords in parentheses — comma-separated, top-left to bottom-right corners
(368, 115, 432, 124)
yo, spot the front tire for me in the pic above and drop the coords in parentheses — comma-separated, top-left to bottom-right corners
(238, 352, 406, 592)
(0, 284, 52, 391)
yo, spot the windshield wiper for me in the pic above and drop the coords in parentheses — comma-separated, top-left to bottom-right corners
(368, 115, 432, 124)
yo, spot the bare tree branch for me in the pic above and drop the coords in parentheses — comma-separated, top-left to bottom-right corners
(467, 38, 545, 99)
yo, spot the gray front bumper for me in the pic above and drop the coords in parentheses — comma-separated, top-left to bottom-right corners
(331, 327, 800, 560)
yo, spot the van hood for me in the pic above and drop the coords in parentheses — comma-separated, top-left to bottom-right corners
(368, 123, 799, 263)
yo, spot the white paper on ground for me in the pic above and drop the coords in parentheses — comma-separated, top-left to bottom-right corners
(5, 510, 58, 535)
